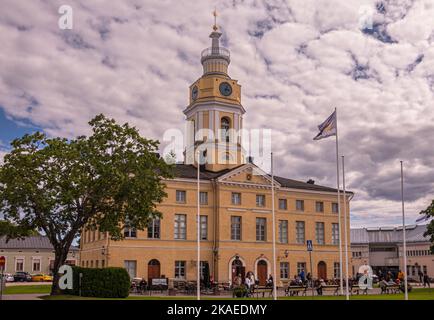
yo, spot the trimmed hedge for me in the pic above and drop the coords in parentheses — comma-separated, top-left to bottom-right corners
(65, 266, 130, 298)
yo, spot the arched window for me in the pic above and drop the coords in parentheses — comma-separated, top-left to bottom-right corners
(221, 117, 230, 142)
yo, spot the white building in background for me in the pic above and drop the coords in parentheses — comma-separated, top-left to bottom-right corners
(351, 224, 433, 280)
(0, 235, 79, 275)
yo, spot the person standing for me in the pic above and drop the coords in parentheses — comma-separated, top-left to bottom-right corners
(423, 272, 430, 288)
(418, 270, 424, 284)
(299, 269, 306, 284)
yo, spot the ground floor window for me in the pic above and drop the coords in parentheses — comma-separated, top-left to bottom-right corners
(16, 258, 24, 271)
(33, 259, 41, 272)
(297, 262, 306, 276)
(334, 262, 340, 278)
(124, 260, 137, 279)
(102, 260, 105, 268)
(175, 261, 186, 279)
(280, 262, 289, 279)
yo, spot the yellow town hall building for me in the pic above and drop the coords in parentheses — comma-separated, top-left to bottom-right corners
(79, 23, 351, 287)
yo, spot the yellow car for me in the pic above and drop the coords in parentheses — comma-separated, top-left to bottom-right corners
(31, 274, 53, 282)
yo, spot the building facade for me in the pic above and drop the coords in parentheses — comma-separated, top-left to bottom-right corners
(350, 225, 434, 279)
(79, 24, 351, 287)
(0, 236, 79, 275)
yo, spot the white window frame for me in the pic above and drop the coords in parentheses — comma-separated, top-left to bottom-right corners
(32, 257, 42, 272)
(15, 257, 25, 272)
(176, 190, 186, 203)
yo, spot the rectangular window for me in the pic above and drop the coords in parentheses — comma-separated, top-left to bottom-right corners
(316, 201, 324, 213)
(101, 260, 105, 268)
(332, 223, 339, 245)
(90, 260, 94, 268)
(147, 218, 160, 239)
(176, 190, 186, 203)
(280, 262, 289, 279)
(175, 261, 186, 279)
(124, 226, 137, 238)
(200, 192, 208, 205)
(174, 214, 187, 240)
(200, 215, 208, 240)
(296, 200, 304, 211)
(334, 262, 340, 278)
(279, 220, 288, 243)
(297, 262, 306, 275)
(333, 262, 341, 279)
(231, 216, 242, 240)
(16, 259, 24, 272)
(256, 195, 266, 207)
(32, 259, 41, 272)
(296, 221, 305, 244)
(279, 199, 287, 210)
(316, 222, 325, 244)
(231, 192, 241, 205)
(332, 202, 339, 213)
(256, 217, 266, 241)
(96, 260, 99, 268)
(124, 260, 137, 279)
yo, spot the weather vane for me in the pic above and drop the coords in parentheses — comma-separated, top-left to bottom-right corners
(213, 8, 218, 31)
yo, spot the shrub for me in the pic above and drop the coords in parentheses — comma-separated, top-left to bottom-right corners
(232, 285, 248, 298)
(65, 266, 130, 298)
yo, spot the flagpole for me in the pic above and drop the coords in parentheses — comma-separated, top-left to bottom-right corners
(335, 107, 344, 295)
(401, 161, 408, 300)
(197, 150, 201, 301)
(271, 152, 278, 300)
(342, 156, 350, 300)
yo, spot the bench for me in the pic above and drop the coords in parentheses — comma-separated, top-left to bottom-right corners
(250, 285, 273, 298)
(350, 284, 368, 295)
(380, 283, 400, 294)
(317, 284, 339, 295)
(285, 285, 307, 296)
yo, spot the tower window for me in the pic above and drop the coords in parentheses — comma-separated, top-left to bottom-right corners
(221, 117, 230, 142)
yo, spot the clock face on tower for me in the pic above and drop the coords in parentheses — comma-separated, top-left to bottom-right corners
(192, 86, 198, 100)
(219, 82, 232, 96)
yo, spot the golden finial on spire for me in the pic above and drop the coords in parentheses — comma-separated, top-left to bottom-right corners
(213, 8, 218, 31)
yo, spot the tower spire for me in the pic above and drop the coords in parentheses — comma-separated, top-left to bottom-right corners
(213, 8, 218, 31)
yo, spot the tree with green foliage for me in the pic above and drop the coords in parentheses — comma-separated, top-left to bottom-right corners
(0, 220, 38, 240)
(419, 200, 434, 253)
(0, 114, 173, 295)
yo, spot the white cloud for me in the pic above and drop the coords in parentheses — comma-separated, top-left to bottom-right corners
(0, 0, 433, 227)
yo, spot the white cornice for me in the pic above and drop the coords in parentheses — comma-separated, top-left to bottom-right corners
(183, 101, 246, 118)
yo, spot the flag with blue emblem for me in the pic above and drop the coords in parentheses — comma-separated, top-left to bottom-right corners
(416, 213, 432, 223)
(313, 110, 337, 140)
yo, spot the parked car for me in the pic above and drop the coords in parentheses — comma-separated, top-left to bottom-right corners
(31, 274, 53, 282)
(3, 273, 15, 282)
(13, 271, 32, 282)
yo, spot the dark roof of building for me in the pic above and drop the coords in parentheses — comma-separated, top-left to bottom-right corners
(173, 164, 235, 180)
(0, 235, 79, 251)
(350, 224, 429, 244)
(274, 176, 347, 193)
(173, 164, 349, 194)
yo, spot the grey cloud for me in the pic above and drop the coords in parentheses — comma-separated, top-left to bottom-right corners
(0, 0, 433, 227)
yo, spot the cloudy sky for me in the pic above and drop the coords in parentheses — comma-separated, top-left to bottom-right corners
(0, 0, 433, 228)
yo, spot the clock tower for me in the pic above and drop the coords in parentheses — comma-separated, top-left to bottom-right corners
(183, 16, 246, 172)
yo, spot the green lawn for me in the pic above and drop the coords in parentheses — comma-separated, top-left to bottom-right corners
(4, 284, 52, 295)
(7, 284, 433, 300)
(39, 288, 434, 300)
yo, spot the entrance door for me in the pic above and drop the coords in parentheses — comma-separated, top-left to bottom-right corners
(148, 259, 161, 283)
(257, 260, 267, 286)
(317, 261, 327, 280)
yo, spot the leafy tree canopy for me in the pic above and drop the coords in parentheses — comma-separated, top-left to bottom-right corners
(419, 200, 434, 253)
(0, 114, 173, 293)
